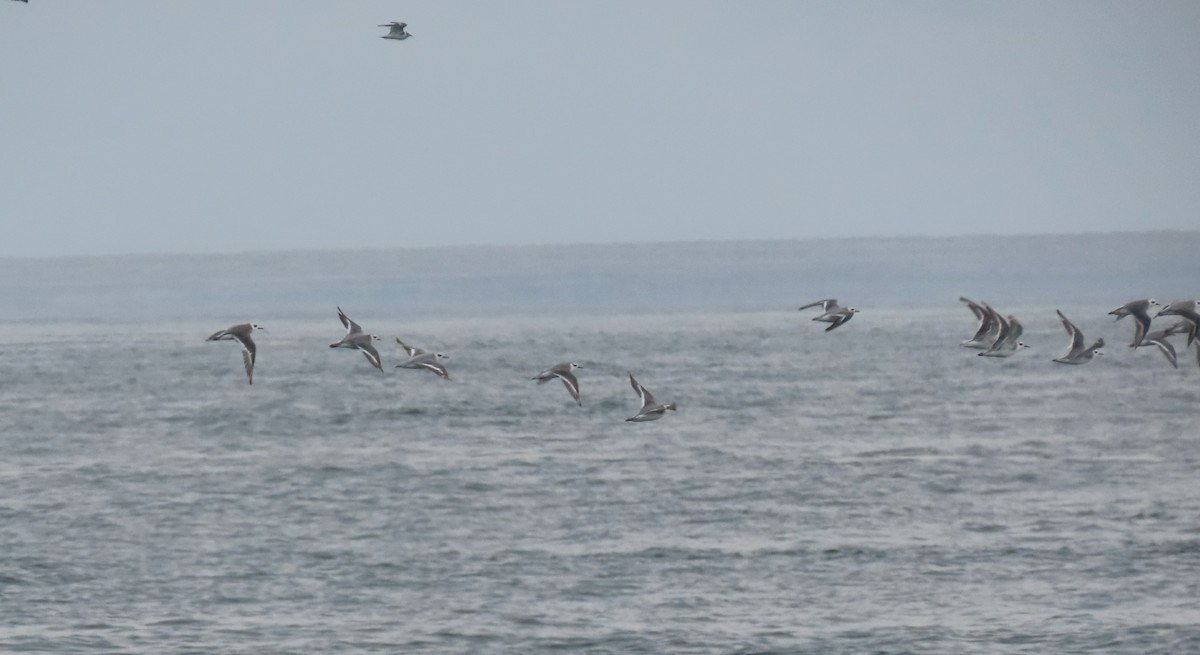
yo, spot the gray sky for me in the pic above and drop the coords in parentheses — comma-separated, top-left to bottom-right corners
(2, 1, 1198, 258)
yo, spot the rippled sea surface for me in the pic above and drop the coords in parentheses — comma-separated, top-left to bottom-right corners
(2, 237, 1200, 653)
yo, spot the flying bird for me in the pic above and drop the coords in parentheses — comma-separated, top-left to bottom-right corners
(394, 338, 450, 380)
(533, 362, 583, 406)
(206, 323, 262, 384)
(798, 298, 858, 332)
(379, 21, 411, 40)
(1051, 310, 1103, 365)
(625, 372, 677, 422)
(1109, 298, 1159, 347)
(1134, 321, 1190, 369)
(978, 307, 1027, 358)
(329, 306, 383, 372)
(1155, 299, 1199, 348)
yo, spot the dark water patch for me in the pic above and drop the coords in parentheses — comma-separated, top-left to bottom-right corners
(820, 546, 889, 561)
(145, 617, 213, 628)
(427, 629, 505, 645)
(372, 406, 426, 419)
(1, 634, 126, 652)
(1135, 539, 1200, 557)
(461, 480, 496, 493)
(1127, 508, 1173, 521)
(72, 623, 116, 630)
(962, 522, 1008, 533)
(855, 446, 941, 458)
(922, 479, 965, 494)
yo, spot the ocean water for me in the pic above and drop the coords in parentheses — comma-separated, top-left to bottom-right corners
(2, 234, 1199, 653)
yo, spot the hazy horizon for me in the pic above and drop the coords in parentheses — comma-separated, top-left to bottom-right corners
(3, 231, 1196, 326)
(3, 1, 1199, 258)
(0, 226, 1194, 263)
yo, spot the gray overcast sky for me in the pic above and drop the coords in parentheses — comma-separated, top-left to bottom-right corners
(2, 1, 1198, 258)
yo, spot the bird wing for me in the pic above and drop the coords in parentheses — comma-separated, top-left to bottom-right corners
(241, 349, 254, 384)
(967, 304, 998, 342)
(824, 310, 853, 332)
(557, 370, 581, 405)
(985, 306, 1010, 350)
(1149, 338, 1178, 368)
(357, 341, 383, 370)
(1005, 315, 1024, 344)
(420, 361, 449, 380)
(232, 331, 256, 364)
(337, 306, 363, 335)
(799, 299, 837, 312)
(396, 338, 424, 358)
(1056, 310, 1084, 353)
(629, 373, 656, 409)
(1129, 306, 1153, 344)
(960, 297, 984, 320)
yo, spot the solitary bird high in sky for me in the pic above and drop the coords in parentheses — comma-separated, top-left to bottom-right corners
(379, 22, 411, 40)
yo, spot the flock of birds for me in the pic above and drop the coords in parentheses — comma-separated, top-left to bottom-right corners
(796, 296, 1199, 368)
(206, 307, 675, 423)
(955, 296, 1199, 366)
(205, 298, 1199, 423)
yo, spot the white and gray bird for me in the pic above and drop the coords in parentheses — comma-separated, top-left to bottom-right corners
(206, 322, 263, 384)
(1051, 310, 1103, 365)
(798, 298, 858, 332)
(979, 307, 1027, 358)
(1134, 321, 1190, 369)
(329, 306, 383, 372)
(625, 372, 677, 422)
(532, 362, 582, 406)
(379, 21, 411, 40)
(1155, 299, 1199, 349)
(1109, 298, 1159, 347)
(394, 338, 449, 380)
